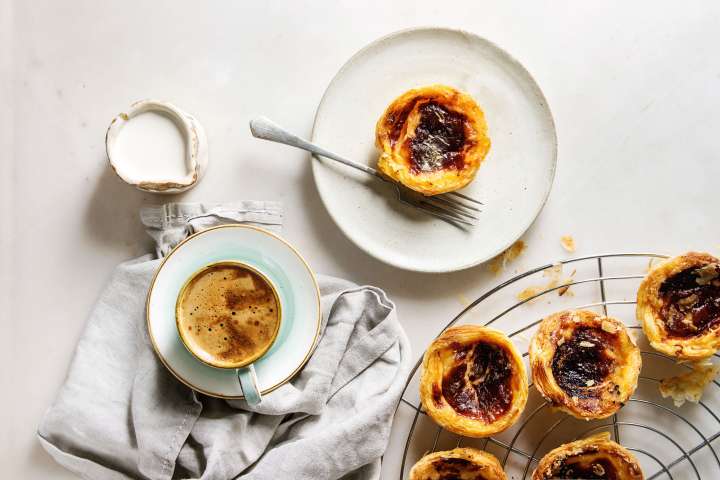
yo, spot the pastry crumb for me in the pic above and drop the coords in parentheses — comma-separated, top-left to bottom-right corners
(695, 264, 719, 285)
(489, 240, 526, 275)
(517, 286, 543, 302)
(457, 293, 471, 308)
(543, 263, 563, 280)
(659, 362, 720, 407)
(601, 320, 619, 334)
(560, 235, 576, 253)
(557, 279, 574, 297)
(517, 264, 576, 302)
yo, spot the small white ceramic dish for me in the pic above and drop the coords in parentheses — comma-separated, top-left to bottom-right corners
(312, 27, 557, 273)
(146, 225, 321, 399)
(106, 99, 208, 193)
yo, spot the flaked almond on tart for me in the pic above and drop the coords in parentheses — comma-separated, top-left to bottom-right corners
(410, 447, 506, 480)
(375, 84, 491, 195)
(419, 325, 528, 438)
(533, 432, 644, 480)
(637, 252, 720, 360)
(529, 310, 641, 420)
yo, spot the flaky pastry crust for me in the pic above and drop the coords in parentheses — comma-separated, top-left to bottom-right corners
(529, 310, 641, 420)
(419, 325, 528, 437)
(637, 252, 720, 360)
(375, 84, 490, 195)
(533, 432, 644, 479)
(410, 447, 506, 480)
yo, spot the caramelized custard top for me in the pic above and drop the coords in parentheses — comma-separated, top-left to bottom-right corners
(383, 96, 471, 174)
(552, 327, 615, 398)
(408, 101, 467, 173)
(442, 341, 514, 423)
(431, 457, 490, 480)
(552, 456, 619, 480)
(658, 264, 720, 338)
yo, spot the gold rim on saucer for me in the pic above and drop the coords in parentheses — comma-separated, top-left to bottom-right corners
(145, 224, 321, 400)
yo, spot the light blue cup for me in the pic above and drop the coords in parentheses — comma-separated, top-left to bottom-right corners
(146, 225, 321, 403)
(175, 261, 283, 406)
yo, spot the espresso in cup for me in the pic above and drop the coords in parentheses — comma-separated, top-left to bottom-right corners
(176, 262, 281, 369)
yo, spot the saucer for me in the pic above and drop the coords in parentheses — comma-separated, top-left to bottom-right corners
(146, 225, 321, 399)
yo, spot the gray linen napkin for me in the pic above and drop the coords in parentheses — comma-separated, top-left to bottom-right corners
(38, 202, 412, 480)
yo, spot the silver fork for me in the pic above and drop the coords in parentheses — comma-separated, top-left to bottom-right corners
(249, 117, 482, 227)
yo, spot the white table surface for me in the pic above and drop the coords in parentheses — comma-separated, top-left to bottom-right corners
(3, 1, 720, 478)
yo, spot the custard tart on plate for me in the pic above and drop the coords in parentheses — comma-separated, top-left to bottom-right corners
(410, 447, 506, 480)
(637, 252, 720, 360)
(419, 325, 528, 437)
(533, 432, 644, 480)
(375, 84, 491, 196)
(529, 310, 641, 420)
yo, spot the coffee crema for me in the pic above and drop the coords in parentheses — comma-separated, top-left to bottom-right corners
(176, 262, 281, 368)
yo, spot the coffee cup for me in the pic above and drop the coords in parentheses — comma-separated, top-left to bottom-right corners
(175, 261, 281, 405)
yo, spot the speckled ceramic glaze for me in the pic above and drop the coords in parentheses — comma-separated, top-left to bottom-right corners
(312, 27, 557, 272)
(146, 225, 321, 399)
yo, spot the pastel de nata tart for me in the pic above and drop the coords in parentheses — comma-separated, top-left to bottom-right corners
(410, 448, 506, 480)
(637, 252, 720, 360)
(419, 325, 528, 437)
(375, 84, 491, 196)
(533, 432, 644, 480)
(529, 310, 641, 420)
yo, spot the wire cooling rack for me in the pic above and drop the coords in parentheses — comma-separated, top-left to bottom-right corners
(393, 253, 720, 480)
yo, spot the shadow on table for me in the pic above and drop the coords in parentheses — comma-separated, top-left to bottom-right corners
(26, 439, 78, 480)
(83, 163, 165, 257)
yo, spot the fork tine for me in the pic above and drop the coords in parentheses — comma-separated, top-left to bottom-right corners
(421, 197, 477, 220)
(414, 204, 475, 227)
(391, 183, 476, 227)
(434, 194, 481, 212)
(444, 191, 484, 206)
(424, 195, 481, 217)
(417, 201, 476, 226)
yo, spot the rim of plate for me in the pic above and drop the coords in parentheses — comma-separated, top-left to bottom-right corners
(311, 26, 558, 273)
(145, 224, 322, 399)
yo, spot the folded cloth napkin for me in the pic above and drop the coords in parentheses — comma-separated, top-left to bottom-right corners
(38, 202, 412, 480)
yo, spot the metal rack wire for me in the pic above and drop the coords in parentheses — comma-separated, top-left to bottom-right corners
(395, 253, 720, 479)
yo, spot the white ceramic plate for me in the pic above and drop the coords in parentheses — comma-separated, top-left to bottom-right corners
(146, 225, 321, 399)
(312, 27, 557, 272)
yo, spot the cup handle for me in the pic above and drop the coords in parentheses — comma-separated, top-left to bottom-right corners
(237, 364, 262, 406)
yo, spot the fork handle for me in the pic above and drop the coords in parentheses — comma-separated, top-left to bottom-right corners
(249, 116, 380, 177)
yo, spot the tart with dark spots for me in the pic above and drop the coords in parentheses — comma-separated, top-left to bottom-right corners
(533, 432, 644, 480)
(637, 252, 720, 360)
(529, 310, 641, 420)
(419, 325, 528, 437)
(375, 84, 491, 195)
(410, 447, 507, 480)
